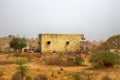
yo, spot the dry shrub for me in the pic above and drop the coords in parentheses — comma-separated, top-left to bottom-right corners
(13, 53, 42, 59)
(21, 53, 41, 58)
(4, 47, 13, 53)
(34, 74, 48, 80)
(0, 60, 13, 65)
(67, 71, 98, 80)
(12, 72, 21, 80)
(102, 75, 111, 80)
(71, 72, 84, 80)
(0, 70, 4, 78)
(0, 47, 2, 53)
(65, 57, 75, 66)
(12, 73, 32, 80)
(46, 54, 84, 66)
(26, 75, 32, 80)
(46, 55, 65, 66)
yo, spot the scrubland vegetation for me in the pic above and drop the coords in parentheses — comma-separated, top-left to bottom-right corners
(0, 52, 119, 80)
(0, 35, 120, 80)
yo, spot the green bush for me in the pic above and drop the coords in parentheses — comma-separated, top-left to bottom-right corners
(89, 50, 120, 68)
(74, 56, 84, 66)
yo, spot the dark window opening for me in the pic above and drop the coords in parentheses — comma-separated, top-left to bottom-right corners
(47, 41, 51, 45)
(66, 41, 70, 45)
(38, 42, 40, 44)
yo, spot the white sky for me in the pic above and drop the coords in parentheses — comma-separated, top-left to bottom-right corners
(0, 0, 120, 41)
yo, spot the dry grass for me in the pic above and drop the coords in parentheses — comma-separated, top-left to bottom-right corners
(0, 53, 119, 80)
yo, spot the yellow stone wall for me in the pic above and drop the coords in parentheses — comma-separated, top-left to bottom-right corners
(38, 34, 84, 53)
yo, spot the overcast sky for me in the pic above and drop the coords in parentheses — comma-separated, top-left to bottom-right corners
(0, 0, 120, 41)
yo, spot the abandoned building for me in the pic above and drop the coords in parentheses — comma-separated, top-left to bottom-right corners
(38, 34, 85, 53)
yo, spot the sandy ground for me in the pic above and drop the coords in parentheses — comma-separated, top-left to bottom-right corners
(0, 53, 119, 80)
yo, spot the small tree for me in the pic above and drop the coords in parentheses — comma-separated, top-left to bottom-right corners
(9, 37, 20, 52)
(9, 37, 27, 52)
(18, 38, 27, 52)
(8, 35, 14, 38)
(14, 58, 28, 80)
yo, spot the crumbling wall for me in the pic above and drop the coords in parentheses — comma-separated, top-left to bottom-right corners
(39, 34, 84, 53)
